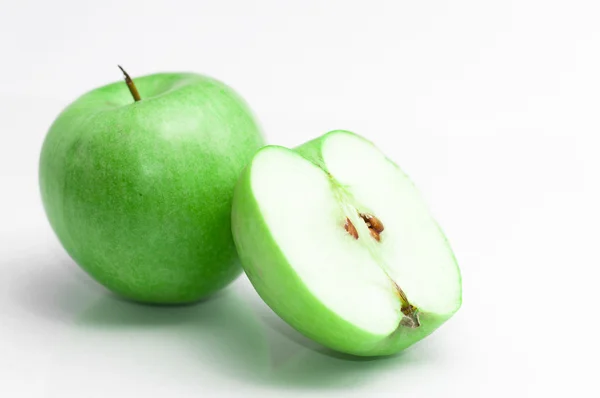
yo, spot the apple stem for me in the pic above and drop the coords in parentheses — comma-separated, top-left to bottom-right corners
(118, 65, 141, 102)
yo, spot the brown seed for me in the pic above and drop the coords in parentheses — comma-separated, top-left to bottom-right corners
(369, 228, 381, 242)
(360, 213, 384, 233)
(344, 218, 359, 239)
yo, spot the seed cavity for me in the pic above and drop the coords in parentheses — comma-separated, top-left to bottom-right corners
(343, 209, 419, 328)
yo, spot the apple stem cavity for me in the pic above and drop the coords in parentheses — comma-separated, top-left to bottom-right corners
(394, 282, 420, 328)
(118, 65, 142, 102)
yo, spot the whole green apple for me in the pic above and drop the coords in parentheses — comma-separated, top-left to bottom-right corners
(39, 69, 264, 304)
(232, 130, 462, 356)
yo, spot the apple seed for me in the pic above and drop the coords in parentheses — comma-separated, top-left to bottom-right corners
(344, 218, 359, 239)
(360, 213, 384, 233)
(369, 228, 381, 242)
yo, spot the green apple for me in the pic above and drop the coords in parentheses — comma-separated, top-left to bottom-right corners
(232, 130, 462, 356)
(39, 68, 264, 304)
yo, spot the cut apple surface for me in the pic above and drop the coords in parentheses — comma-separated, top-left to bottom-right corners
(232, 130, 462, 356)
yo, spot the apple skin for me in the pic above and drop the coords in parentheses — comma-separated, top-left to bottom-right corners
(40, 72, 264, 304)
(231, 130, 460, 356)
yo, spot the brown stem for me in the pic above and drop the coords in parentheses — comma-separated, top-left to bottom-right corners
(118, 65, 141, 102)
(393, 281, 420, 327)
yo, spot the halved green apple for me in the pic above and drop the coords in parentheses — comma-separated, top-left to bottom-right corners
(231, 130, 462, 356)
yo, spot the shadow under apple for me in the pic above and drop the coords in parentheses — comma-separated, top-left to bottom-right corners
(14, 255, 428, 389)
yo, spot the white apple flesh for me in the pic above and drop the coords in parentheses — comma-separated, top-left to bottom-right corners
(232, 130, 462, 356)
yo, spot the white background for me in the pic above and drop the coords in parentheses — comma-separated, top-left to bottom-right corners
(1, 1, 598, 397)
